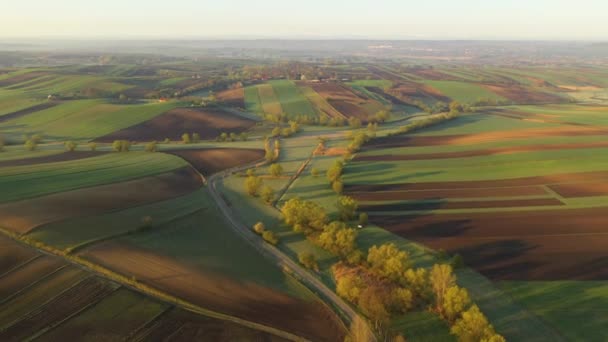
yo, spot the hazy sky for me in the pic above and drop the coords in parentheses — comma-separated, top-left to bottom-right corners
(2, 0, 607, 40)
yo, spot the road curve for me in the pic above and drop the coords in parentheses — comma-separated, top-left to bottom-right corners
(205, 160, 375, 341)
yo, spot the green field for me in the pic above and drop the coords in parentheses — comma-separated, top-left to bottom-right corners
(424, 80, 506, 103)
(269, 80, 317, 119)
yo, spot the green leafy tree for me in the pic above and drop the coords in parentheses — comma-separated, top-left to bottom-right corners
(298, 252, 319, 271)
(358, 286, 390, 332)
(391, 287, 414, 314)
(269, 163, 283, 177)
(442, 286, 471, 323)
(239, 132, 249, 141)
(262, 230, 279, 245)
(280, 198, 327, 234)
(260, 185, 275, 204)
(336, 273, 364, 303)
(430, 264, 456, 316)
(367, 243, 412, 282)
(332, 179, 344, 194)
(220, 132, 228, 142)
(318, 221, 358, 257)
(253, 222, 266, 234)
(181, 133, 191, 144)
(245, 175, 263, 197)
(271, 126, 281, 137)
(192, 132, 201, 143)
(145, 141, 157, 152)
(230, 132, 237, 141)
(451, 305, 505, 342)
(88, 142, 97, 151)
(24, 139, 37, 151)
(337, 196, 358, 221)
(64, 141, 77, 152)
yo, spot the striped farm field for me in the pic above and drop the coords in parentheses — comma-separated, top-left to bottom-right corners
(257, 84, 284, 116)
(269, 80, 317, 118)
(423, 80, 506, 103)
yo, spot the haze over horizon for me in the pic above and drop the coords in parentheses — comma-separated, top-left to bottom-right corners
(2, 0, 607, 41)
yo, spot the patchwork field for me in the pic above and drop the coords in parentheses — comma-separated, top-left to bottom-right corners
(309, 82, 385, 120)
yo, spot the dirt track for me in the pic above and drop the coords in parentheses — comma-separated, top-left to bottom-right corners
(375, 207, 608, 280)
(0, 167, 203, 234)
(95, 107, 255, 142)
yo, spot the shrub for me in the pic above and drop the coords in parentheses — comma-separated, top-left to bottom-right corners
(269, 163, 283, 177)
(260, 185, 275, 204)
(24, 139, 37, 151)
(88, 142, 97, 151)
(311, 168, 320, 177)
(181, 133, 191, 144)
(245, 175, 263, 197)
(262, 231, 279, 245)
(192, 133, 201, 143)
(112, 140, 131, 152)
(253, 222, 266, 234)
(298, 252, 319, 271)
(332, 179, 344, 194)
(359, 212, 369, 226)
(64, 141, 77, 152)
(145, 141, 157, 152)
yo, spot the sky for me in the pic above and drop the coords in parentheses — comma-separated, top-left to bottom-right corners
(1, 0, 607, 40)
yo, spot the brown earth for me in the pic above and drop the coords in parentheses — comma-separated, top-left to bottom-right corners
(0, 235, 38, 275)
(0, 256, 65, 300)
(0, 72, 48, 87)
(363, 126, 608, 149)
(132, 307, 288, 342)
(0, 277, 116, 341)
(348, 186, 548, 201)
(82, 242, 346, 342)
(0, 167, 203, 234)
(345, 170, 608, 192)
(374, 207, 608, 280)
(310, 82, 375, 120)
(355, 141, 608, 161)
(549, 182, 608, 198)
(216, 88, 245, 108)
(483, 84, 566, 104)
(406, 68, 455, 81)
(387, 82, 452, 104)
(95, 107, 255, 142)
(359, 198, 563, 212)
(0, 102, 58, 123)
(0, 151, 105, 168)
(327, 99, 369, 120)
(167, 148, 264, 176)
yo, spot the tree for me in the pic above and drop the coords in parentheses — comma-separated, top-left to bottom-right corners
(246, 168, 256, 177)
(430, 264, 456, 316)
(145, 141, 157, 152)
(269, 163, 283, 177)
(260, 185, 275, 204)
(271, 126, 281, 137)
(281, 128, 293, 137)
(318, 221, 358, 257)
(298, 252, 319, 271)
(349, 117, 362, 128)
(449, 101, 463, 114)
(220, 132, 228, 142)
(332, 179, 344, 194)
(253, 222, 266, 234)
(392, 335, 406, 342)
(192, 133, 201, 143)
(450, 305, 504, 342)
(337, 196, 358, 221)
(327, 161, 344, 183)
(64, 141, 77, 152)
(404, 268, 429, 302)
(367, 243, 412, 282)
(336, 273, 364, 302)
(373, 110, 390, 123)
(289, 120, 300, 133)
(118, 93, 128, 102)
(24, 139, 37, 151)
(359, 213, 368, 226)
(280, 198, 328, 234)
(88, 142, 97, 151)
(0, 136, 4, 152)
(311, 167, 320, 177)
(345, 316, 374, 342)
(442, 286, 471, 323)
(262, 230, 279, 245)
(181, 133, 191, 144)
(239, 132, 249, 141)
(230, 132, 238, 141)
(391, 287, 414, 314)
(245, 175, 263, 197)
(358, 287, 390, 332)
(112, 140, 130, 152)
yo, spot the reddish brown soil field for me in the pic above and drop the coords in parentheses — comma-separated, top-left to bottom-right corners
(356, 141, 608, 161)
(0, 102, 58, 123)
(346, 170, 608, 192)
(483, 84, 566, 104)
(0, 277, 116, 341)
(387, 82, 452, 104)
(167, 148, 264, 176)
(0, 235, 38, 275)
(0, 167, 203, 234)
(0, 151, 105, 168)
(375, 207, 608, 280)
(0, 72, 48, 87)
(406, 68, 455, 81)
(95, 107, 255, 142)
(133, 308, 288, 342)
(349, 186, 548, 201)
(359, 198, 563, 212)
(364, 126, 608, 149)
(0, 256, 64, 300)
(82, 242, 346, 342)
(310, 83, 374, 120)
(216, 88, 245, 108)
(549, 182, 608, 198)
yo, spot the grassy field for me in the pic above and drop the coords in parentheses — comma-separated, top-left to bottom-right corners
(257, 84, 284, 117)
(424, 80, 506, 103)
(269, 80, 317, 119)
(0, 152, 187, 203)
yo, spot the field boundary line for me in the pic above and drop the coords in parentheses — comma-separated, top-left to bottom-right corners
(0, 254, 41, 279)
(0, 264, 69, 307)
(126, 305, 174, 342)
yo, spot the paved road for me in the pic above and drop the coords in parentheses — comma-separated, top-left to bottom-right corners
(205, 161, 374, 340)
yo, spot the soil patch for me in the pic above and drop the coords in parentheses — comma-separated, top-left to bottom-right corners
(167, 148, 264, 176)
(310, 83, 376, 120)
(375, 207, 608, 280)
(0, 151, 105, 168)
(549, 182, 608, 198)
(349, 186, 547, 201)
(217, 88, 245, 108)
(483, 84, 566, 104)
(359, 198, 563, 211)
(356, 141, 608, 161)
(82, 242, 346, 342)
(0, 256, 65, 300)
(95, 107, 255, 142)
(0, 102, 58, 123)
(0, 167, 203, 234)
(0, 235, 39, 275)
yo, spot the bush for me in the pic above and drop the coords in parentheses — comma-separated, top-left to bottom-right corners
(311, 168, 320, 177)
(24, 139, 37, 151)
(112, 140, 131, 152)
(192, 133, 201, 143)
(253, 222, 266, 234)
(262, 231, 279, 245)
(332, 179, 344, 194)
(88, 142, 97, 151)
(298, 252, 319, 271)
(337, 196, 358, 221)
(181, 133, 191, 144)
(359, 212, 369, 226)
(269, 163, 283, 177)
(245, 175, 263, 197)
(64, 141, 77, 152)
(145, 141, 158, 152)
(260, 185, 275, 204)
